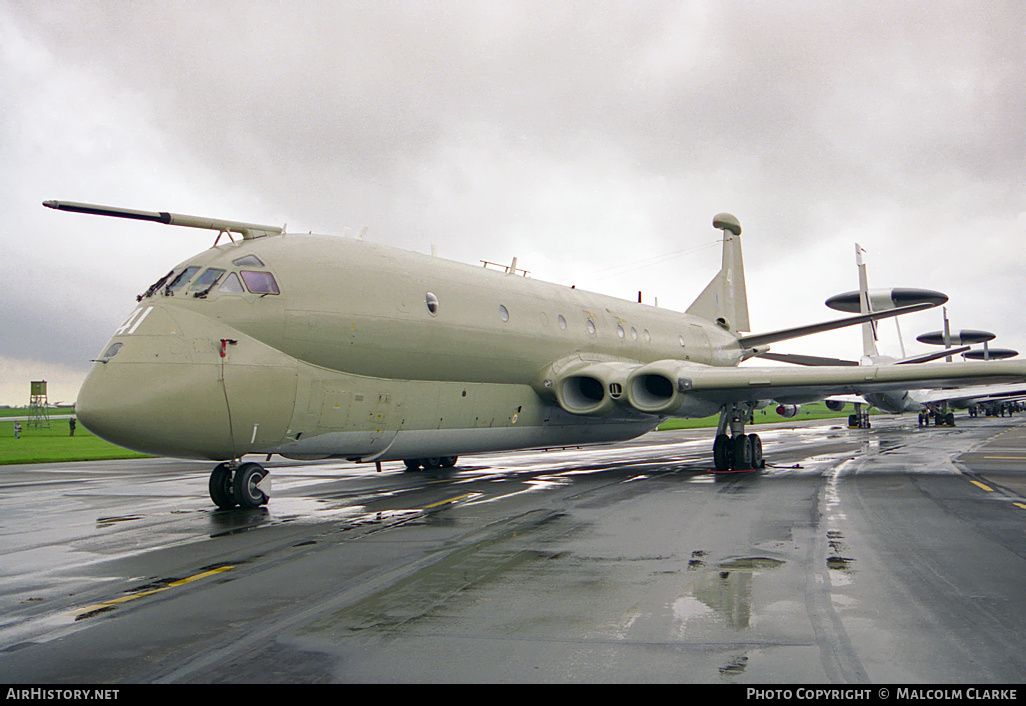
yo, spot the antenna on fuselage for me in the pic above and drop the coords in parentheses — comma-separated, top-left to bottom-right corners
(42, 200, 284, 240)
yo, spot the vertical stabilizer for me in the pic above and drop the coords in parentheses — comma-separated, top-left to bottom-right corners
(686, 213, 750, 333)
(856, 243, 881, 359)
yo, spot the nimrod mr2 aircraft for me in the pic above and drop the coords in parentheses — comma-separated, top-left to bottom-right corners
(47, 200, 1026, 509)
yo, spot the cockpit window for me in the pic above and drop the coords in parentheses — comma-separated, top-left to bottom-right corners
(190, 268, 226, 298)
(233, 254, 265, 267)
(190, 268, 226, 291)
(218, 272, 245, 294)
(240, 270, 280, 295)
(165, 266, 201, 293)
(139, 269, 174, 300)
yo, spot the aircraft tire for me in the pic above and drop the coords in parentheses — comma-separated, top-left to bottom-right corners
(713, 434, 732, 472)
(209, 462, 236, 509)
(403, 459, 421, 471)
(233, 462, 269, 509)
(421, 457, 442, 470)
(732, 434, 752, 471)
(439, 456, 458, 468)
(748, 433, 764, 469)
(946, 412, 956, 426)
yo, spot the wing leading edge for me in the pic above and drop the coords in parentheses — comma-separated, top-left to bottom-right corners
(672, 359, 1026, 409)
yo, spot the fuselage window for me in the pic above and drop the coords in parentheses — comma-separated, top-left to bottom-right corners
(241, 270, 280, 295)
(218, 272, 245, 294)
(587, 319, 596, 335)
(631, 327, 639, 341)
(616, 325, 625, 339)
(166, 266, 201, 293)
(499, 305, 509, 322)
(233, 254, 265, 267)
(558, 315, 567, 330)
(426, 292, 439, 315)
(643, 329, 651, 342)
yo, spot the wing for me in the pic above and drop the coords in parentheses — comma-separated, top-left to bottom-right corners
(755, 346, 971, 367)
(624, 359, 1026, 417)
(755, 352, 859, 367)
(914, 381, 1026, 406)
(735, 302, 933, 349)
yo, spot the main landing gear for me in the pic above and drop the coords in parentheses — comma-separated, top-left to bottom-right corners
(918, 411, 955, 427)
(847, 402, 871, 429)
(712, 403, 765, 472)
(403, 456, 458, 470)
(209, 461, 270, 510)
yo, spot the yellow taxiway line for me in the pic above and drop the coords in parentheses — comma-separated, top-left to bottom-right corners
(71, 566, 234, 617)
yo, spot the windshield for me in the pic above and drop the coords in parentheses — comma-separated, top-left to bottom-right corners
(165, 266, 201, 293)
(139, 262, 280, 300)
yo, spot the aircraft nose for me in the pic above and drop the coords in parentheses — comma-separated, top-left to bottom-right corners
(76, 335, 236, 460)
(77, 363, 236, 460)
(77, 304, 298, 460)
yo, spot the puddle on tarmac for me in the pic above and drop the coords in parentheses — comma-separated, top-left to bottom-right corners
(720, 653, 749, 677)
(825, 530, 855, 576)
(95, 515, 142, 529)
(677, 554, 786, 633)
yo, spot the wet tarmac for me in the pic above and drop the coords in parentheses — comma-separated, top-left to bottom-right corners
(0, 415, 1023, 683)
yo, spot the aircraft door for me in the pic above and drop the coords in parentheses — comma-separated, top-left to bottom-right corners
(219, 337, 299, 456)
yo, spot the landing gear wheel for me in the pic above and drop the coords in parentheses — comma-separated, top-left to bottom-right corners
(713, 434, 732, 472)
(439, 456, 458, 468)
(233, 462, 269, 509)
(748, 433, 764, 469)
(209, 462, 236, 509)
(421, 457, 442, 470)
(732, 434, 753, 470)
(403, 459, 422, 471)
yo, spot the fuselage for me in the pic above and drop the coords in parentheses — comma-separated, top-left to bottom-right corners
(857, 354, 924, 413)
(77, 232, 744, 462)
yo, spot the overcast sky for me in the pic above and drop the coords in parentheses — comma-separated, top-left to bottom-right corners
(2, 1, 1024, 407)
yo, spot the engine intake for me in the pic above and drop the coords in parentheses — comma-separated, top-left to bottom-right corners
(625, 361, 718, 418)
(548, 361, 639, 416)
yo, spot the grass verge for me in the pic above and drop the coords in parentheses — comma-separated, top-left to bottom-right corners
(656, 401, 861, 430)
(0, 420, 151, 465)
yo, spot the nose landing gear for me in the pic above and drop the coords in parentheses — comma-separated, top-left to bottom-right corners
(209, 461, 270, 509)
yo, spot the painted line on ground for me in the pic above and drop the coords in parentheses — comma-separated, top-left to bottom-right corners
(71, 566, 234, 618)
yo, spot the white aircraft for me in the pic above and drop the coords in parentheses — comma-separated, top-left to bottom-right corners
(46, 201, 1026, 508)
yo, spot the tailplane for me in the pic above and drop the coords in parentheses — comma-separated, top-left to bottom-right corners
(686, 213, 750, 333)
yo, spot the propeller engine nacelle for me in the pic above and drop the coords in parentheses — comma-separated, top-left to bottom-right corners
(775, 404, 800, 418)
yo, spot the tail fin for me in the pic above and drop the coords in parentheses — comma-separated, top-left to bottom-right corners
(856, 243, 881, 359)
(686, 213, 750, 333)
